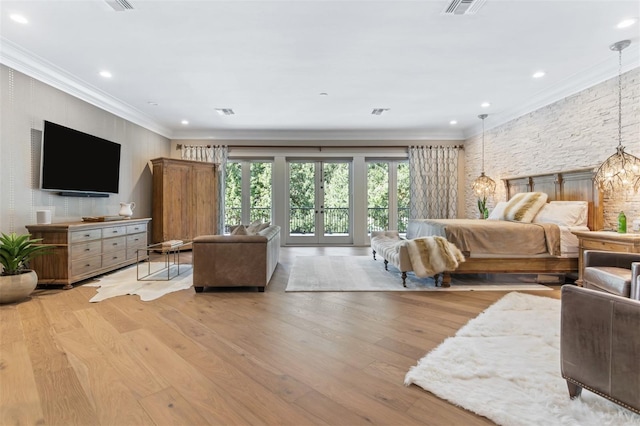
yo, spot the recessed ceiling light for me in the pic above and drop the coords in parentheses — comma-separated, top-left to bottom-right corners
(617, 18, 638, 29)
(10, 14, 28, 24)
(371, 108, 390, 115)
(319, 92, 328, 96)
(450, 120, 458, 125)
(147, 101, 158, 106)
(532, 71, 546, 78)
(181, 120, 189, 125)
(480, 102, 491, 108)
(215, 108, 235, 116)
(99, 70, 112, 78)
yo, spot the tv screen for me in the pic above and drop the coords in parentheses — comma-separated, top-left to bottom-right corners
(40, 121, 121, 195)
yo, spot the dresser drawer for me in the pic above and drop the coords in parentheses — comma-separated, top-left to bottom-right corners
(127, 223, 147, 234)
(582, 239, 632, 252)
(127, 233, 147, 248)
(102, 236, 127, 253)
(71, 255, 102, 277)
(102, 250, 127, 268)
(70, 229, 102, 243)
(70, 240, 102, 261)
(102, 226, 127, 238)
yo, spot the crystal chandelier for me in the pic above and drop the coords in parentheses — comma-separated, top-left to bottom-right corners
(593, 39, 640, 194)
(472, 114, 496, 198)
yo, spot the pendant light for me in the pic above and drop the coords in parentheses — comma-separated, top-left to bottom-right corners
(593, 39, 640, 194)
(472, 114, 496, 198)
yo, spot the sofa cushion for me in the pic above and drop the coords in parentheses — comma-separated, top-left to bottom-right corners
(584, 266, 631, 297)
(231, 224, 248, 235)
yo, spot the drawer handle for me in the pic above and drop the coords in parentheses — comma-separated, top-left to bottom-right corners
(112, 230, 119, 233)
(85, 264, 90, 267)
(85, 248, 91, 252)
(112, 242, 118, 246)
(84, 234, 91, 237)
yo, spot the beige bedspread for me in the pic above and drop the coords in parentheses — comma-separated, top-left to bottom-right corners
(406, 219, 561, 256)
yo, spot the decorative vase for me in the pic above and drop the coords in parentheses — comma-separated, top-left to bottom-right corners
(0, 270, 38, 304)
(118, 202, 136, 218)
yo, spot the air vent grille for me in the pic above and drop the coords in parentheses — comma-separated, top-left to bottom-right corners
(216, 108, 235, 116)
(443, 0, 486, 15)
(105, 0, 134, 11)
(371, 108, 389, 115)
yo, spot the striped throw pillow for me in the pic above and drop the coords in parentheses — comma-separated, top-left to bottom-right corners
(502, 192, 548, 223)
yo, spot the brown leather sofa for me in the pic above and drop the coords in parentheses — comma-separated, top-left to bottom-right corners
(582, 250, 640, 299)
(560, 285, 640, 414)
(192, 225, 280, 292)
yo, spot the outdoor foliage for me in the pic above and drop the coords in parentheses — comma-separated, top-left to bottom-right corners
(225, 160, 410, 234)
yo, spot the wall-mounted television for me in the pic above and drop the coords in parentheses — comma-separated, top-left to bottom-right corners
(40, 120, 121, 197)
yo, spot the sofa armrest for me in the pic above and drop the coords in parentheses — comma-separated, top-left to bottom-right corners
(560, 285, 640, 413)
(584, 250, 640, 269)
(632, 262, 640, 300)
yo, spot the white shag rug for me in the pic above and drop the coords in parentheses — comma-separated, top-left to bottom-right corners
(85, 262, 193, 302)
(286, 256, 553, 292)
(404, 292, 640, 426)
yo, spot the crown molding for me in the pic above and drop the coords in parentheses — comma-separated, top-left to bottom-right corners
(169, 128, 466, 141)
(0, 38, 172, 138)
(463, 52, 640, 139)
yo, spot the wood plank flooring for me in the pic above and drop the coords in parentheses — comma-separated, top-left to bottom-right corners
(0, 246, 561, 425)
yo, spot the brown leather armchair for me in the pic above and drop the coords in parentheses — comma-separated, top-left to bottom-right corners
(582, 250, 640, 299)
(561, 285, 640, 414)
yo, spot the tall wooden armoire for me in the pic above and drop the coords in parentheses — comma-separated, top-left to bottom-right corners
(151, 157, 218, 244)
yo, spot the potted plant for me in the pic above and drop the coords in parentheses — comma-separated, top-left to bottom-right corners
(0, 232, 50, 304)
(477, 197, 489, 219)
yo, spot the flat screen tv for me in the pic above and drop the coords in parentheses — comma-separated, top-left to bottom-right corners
(40, 120, 121, 196)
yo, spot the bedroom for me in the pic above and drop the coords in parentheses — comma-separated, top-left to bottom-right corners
(1, 1, 640, 424)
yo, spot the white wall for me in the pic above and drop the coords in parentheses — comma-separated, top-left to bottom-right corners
(0, 65, 171, 234)
(464, 68, 640, 229)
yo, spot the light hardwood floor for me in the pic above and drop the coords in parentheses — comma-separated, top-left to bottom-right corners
(1, 246, 561, 425)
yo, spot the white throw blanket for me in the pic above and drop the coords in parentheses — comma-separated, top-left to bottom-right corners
(406, 236, 465, 277)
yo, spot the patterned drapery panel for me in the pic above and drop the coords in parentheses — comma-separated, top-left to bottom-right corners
(409, 145, 461, 219)
(210, 145, 228, 234)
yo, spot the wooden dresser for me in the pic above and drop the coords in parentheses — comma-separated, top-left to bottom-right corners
(571, 230, 640, 284)
(151, 157, 218, 244)
(26, 218, 151, 289)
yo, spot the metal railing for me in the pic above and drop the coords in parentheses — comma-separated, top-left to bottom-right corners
(225, 206, 409, 234)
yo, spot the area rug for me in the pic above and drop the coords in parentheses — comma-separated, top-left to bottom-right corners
(285, 256, 553, 292)
(404, 292, 640, 425)
(85, 262, 193, 302)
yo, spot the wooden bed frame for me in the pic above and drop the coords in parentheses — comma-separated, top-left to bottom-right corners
(438, 168, 603, 285)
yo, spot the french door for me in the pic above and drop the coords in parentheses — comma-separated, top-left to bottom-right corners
(287, 160, 352, 245)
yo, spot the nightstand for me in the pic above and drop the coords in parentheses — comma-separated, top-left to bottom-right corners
(571, 230, 640, 285)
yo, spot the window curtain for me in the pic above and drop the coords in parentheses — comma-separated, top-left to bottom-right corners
(180, 144, 228, 234)
(409, 145, 461, 219)
(210, 145, 228, 234)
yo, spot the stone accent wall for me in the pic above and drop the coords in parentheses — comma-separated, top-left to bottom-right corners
(464, 67, 640, 230)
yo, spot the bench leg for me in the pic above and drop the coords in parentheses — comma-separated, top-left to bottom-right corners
(372, 249, 377, 260)
(384, 259, 388, 270)
(401, 272, 407, 287)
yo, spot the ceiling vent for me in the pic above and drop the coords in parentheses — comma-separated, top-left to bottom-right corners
(216, 108, 235, 116)
(371, 108, 390, 115)
(105, 0, 134, 11)
(442, 0, 487, 15)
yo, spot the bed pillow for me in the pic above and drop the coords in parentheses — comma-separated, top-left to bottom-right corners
(533, 201, 588, 227)
(487, 201, 508, 220)
(502, 192, 548, 223)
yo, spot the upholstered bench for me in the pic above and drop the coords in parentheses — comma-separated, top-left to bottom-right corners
(370, 231, 413, 287)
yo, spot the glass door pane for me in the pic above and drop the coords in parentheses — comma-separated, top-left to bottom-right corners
(320, 161, 352, 244)
(250, 162, 272, 223)
(288, 162, 317, 242)
(367, 162, 389, 233)
(397, 162, 410, 236)
(287, 160, 352, 245)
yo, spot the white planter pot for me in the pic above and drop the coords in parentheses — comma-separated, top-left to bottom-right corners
(0, 270, 38, 304)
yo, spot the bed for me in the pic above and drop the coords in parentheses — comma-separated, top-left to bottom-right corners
(406, 169, 603, 285)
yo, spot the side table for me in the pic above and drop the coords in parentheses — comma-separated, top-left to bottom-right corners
(571, 230, 640, 285)
(136, 241, 186, 281)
